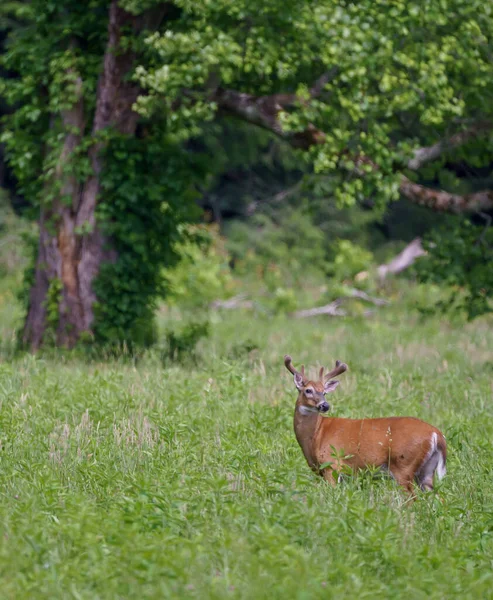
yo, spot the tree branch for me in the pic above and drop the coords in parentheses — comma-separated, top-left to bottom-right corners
(309, 67, 340, 97)
(210, 294, 254, 310)
(407, 122, 491, 171)
(399, 177, 493, 213)
(246, 180, 304, 216)
(212, 70, 338, 150)
(214, 86, 493, 214)
(214, 88, 327, 149)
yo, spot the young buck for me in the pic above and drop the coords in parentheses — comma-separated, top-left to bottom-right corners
(284, 355, 446, 494)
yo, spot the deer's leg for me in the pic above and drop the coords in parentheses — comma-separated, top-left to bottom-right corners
(420, 480, 434, 492)
(322, 469, 337, 486)
(389, 468, 416, 495)
(320, 462, 343, 486)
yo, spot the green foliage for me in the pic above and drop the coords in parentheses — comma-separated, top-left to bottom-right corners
(0, 192, 33, 350)
(1, 312, 493, 596)
(44, 277, 62, 341)
(326, 239, 375, 282)
(93, 133, 203, 346)
(162, 319, 210, 364)
(0, 191, 31, 278)
(1, 1, 107, 204)
(136, 0, 493, 209)
(163, 224, 235, 311)
(417, 219, 493, 319)
(226, 208, 327, 283)
(271, 286, 299, 314)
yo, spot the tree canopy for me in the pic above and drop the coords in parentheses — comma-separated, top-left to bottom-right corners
(1, 0, 492, 348)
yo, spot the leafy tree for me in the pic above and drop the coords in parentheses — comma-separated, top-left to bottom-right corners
(418, 218, 493, 319)
(1, 0, 492, 349)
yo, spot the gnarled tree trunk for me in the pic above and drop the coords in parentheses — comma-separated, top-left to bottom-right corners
(22, 2, 141, 350)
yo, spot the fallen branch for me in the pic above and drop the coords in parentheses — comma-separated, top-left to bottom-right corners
(345, 287, 390, 306)
(292, 300, 346, 318)
(377, 238, 426, 281)
(211, 288, 388, 317)
(210, 294, 254, 310)
(292, 288, 389, 318)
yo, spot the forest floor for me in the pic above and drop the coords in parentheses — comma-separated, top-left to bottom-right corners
(1, 303, 493, 598)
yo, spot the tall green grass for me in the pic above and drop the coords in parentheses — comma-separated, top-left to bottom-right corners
(1, 310, 492, 598)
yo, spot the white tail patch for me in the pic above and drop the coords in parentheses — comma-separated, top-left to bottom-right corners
(436, 451, 447, 481)
(431, 432, 446, 480)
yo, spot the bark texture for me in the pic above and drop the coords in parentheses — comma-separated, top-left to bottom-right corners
(23, 1, 142, 349)
(399, 177, 493, 213)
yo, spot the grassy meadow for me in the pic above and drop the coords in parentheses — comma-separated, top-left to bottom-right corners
(1, 301, 493, 599)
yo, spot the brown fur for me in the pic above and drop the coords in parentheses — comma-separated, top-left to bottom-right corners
(285, 355, 447, 494)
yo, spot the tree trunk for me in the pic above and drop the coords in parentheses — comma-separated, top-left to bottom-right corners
(22, 1, 141, 350)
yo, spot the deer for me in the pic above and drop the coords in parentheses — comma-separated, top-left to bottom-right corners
(284, 355, 446, 495)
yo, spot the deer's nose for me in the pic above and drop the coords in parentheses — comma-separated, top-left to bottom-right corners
(318, 401, 330, 413)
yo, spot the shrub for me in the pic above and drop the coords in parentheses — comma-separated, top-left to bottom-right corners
(326, 240, 375, 282)
(161, 320, 210, 364)
(163, 224, 235, 311)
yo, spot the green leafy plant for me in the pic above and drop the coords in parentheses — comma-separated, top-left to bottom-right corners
(416, 219, 493, 319)
(326, 240, 375, 282)
(93, 135, 204, 347)
(161, 320, 210, 364)
(226, 208, 327, 284)
(163, 224, 235, 312)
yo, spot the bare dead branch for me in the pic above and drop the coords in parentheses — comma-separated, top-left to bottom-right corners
(345, 288, 390, 305)
(377, 238, 427, 281)
(309, 68, 340, 97)
(210, 294, 255, 310)
(246, 180, 304, 216)
(291, 288, 389, 319)
(292, 300, 347, 318)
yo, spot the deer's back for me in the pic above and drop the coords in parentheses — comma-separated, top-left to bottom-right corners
(314, 416, 445, 470)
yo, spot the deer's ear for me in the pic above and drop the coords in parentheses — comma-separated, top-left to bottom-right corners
(294, 373, 304, 390)
(324, 380, 340, 394)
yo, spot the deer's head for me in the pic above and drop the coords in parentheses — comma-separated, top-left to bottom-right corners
(284, 355, 347, 413)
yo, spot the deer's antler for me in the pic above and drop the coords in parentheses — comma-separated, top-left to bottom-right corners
(284, 355, 297, 375)
(324, 360, 348, 381)
(284, 355, 305, 380)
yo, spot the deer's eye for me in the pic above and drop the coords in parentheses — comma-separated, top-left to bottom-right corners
(305, 389, 312, 395)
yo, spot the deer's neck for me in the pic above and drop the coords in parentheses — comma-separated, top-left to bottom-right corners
(293, 397, 322, 470)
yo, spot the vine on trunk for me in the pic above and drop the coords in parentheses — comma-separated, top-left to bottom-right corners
(93, 132, 203, 346)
